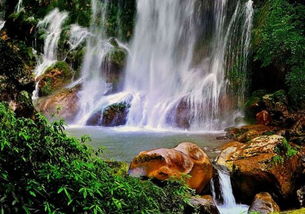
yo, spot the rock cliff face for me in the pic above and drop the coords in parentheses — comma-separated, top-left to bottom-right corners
(0, 34, 36, 118)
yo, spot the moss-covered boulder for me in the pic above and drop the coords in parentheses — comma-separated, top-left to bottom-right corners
(38, 61, 73, 97)
(86, 102, 130, 127)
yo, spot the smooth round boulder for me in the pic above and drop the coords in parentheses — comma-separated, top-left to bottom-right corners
(129, 142, 213, 193)
(248, 192, 280, 214)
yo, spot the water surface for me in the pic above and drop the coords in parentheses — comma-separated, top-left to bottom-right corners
(67, 126, 226, 162)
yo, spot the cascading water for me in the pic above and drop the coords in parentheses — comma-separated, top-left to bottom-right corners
(212, 168, 249, 214)
(68, 24, 90, 51)
(74, 0, 132, 125)
(123, 0, 253, 130)
(74, 0, 253, 131)
(32, 9, 68, 99)
(15, 0, 23, 12)
(0, 0, 5, 30)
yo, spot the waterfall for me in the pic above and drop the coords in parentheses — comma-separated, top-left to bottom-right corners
(74, 0, 253, 130)
(123, 0, 253, 130)
(32, 9, 68, 99)
(212, 168, 248, 214)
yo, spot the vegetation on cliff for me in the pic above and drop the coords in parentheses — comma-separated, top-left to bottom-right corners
(252, 0, 305, 108)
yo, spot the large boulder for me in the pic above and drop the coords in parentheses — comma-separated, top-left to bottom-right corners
(216, 135, 305, 208)
(129, 142, 213, 193)
(187, 195, 220, 214)
(37, 61, 73, 97)
(248, 192, 280, 214)
(35, 86, 79, 122)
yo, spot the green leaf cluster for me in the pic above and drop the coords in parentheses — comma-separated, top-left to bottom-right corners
(271, 138, 298, 165)
(0, 103, 192, 213)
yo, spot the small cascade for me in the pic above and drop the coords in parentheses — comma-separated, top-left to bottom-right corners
(212, 168, 248, 214)
(32, 9, 68, 99)
(68, 24, 90, 51)
(15, 0, 23, 12)
(0, 20, 4, 30)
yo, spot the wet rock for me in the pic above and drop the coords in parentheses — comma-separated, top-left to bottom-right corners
(187, 195, 220, 214)
(38, 61, 73, 97)
(86, 102, 130, 127)
(225, 124, 275, 142)
(216, 135, 305, 207)
(129, 142, 213, 193)
(35, 86, 79, 122)
(297, 186, 305, 208)
(165, 98, 191, 129)
(256, 110, 272, 126)
(248, 192, 280, 214)
(101, 43, 127, 94)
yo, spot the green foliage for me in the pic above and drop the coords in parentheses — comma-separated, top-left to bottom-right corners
(0, 103, 192, 213)
(253, 0, 305, 106)
(286, 64, 305, 108)
(272, 138, 298, 165)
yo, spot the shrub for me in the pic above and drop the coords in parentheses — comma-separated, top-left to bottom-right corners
(253, 0, 305, 106)
(0, 103, 192, 213)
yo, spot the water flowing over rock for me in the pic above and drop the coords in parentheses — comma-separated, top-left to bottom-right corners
(211, 168, 249, 214)
(32, 9, 68, 99)
(74, 0, 254, 130)
(129, 142, 213, 193)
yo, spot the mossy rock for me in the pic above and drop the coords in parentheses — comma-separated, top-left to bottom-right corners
(38, 61, 73, 97)
(86, 102, 130, 127)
